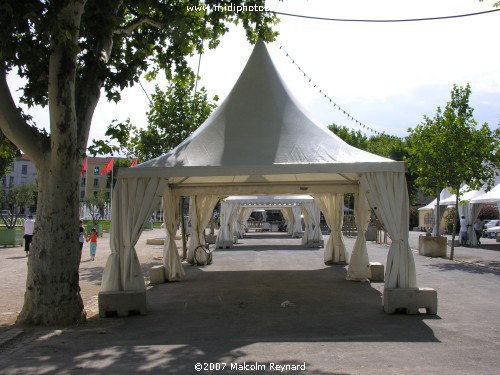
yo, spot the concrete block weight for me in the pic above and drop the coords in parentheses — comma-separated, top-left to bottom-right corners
(98, 290, 147, 318)
(369, 262, 384, 282)
(149, 265, 166, 284)
(383, 287, 437, 315)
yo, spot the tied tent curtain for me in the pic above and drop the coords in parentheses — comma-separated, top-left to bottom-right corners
(314, 193, 348, 265)
(458, 202, 482, 246)
(216, 201, 233, 247)
(102, 177, 167, 292)
(302, 201, 322, 243)
(346, 189, 371, 280)
(229, 204, 242, 242)
(301, 205, 313, 244)
(188, 195, 219, 265)
(360, 172, 416, 288)
(237, 207, 252, 238)
(282, 208, 293, 235)
(291, 205, 303, 237)
(162, 188, 185, 281)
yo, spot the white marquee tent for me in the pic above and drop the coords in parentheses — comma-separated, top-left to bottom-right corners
(436, 177, 500, 245)
(220, 195, 314, 242)
(100, 40, 421, 314)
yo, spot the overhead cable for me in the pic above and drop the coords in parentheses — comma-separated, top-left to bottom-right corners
(269, 8, 500, 23)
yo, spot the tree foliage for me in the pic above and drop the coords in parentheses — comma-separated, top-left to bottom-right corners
(328, 123, 417, 204)
(0, 0, 277, 325)
(406, 84, 498, 197)
(327, 124, 368, 150)
(83, 189, 106, 225)
(0, 130, 20, 179)
(406, 83, 499, 258)
(89, 71, 218, 161)
(0, 182, 36, 228)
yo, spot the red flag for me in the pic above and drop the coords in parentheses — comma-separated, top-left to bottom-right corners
(81, 158, 87, 176)
(100, 158, 113, 176)
(130, 159, 137, 167)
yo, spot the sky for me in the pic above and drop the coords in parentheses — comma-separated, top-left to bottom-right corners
(7, 0, 500, 148)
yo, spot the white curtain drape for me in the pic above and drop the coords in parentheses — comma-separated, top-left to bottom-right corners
(360, 172, 416, 289)
(162, 188, 185, 281)
(459, 202, 483, 246)
(229, 204, 242, 242)
(216, 201, 233, 247)
(237, 207, 252, 237)
(314, 193, 347, 264)
(301, 206, 312, 244)
(188, 195, 219, 265)
(346, 189, 371, 280)
(302, 201, 322, 243)
(291, 205, 303, 237)
(432, 203, 446, 236)
(282, 208, 293, 235)
(102, 177, 167, 292)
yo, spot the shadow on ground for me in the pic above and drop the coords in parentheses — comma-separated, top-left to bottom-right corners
(4, 261, 440, 374)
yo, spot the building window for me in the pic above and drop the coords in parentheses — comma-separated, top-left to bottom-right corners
(81, 178, 86, 187)
(93, 178, 99, 188)
(1, 177, 5, 187)
(106, 192, 110, 200)
(424, 212, 435, 226)
(94, 166, 100, 175)
(106, 180, 111, 189)
(80, 191, 85, 200)
(21, 176, 27, 185)
(9, 176, 14, 186)
(21, 165, 28, 175)
(93, 191, 98, 197)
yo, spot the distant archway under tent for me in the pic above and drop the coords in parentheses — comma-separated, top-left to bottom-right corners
(98, 40, 436, 317)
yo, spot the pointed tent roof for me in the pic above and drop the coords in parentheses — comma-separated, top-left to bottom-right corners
(119, 41, 405, 195)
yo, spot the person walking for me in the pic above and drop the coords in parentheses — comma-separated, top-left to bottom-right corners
(474, 218, 484, 246)
(87, 227, 98, 261)
(23, 214, 35, 257)
(79, 220, 87, 252)
(459, 215, 468, 246)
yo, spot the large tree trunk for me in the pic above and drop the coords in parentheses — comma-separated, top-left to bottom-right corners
(15, 1, 87, 325)
(17, 159, 85, 325)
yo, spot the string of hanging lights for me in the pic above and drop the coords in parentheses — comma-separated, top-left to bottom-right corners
(274, 40, 406, 141)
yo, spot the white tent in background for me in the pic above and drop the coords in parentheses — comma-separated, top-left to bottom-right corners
(220, 195, 314, 243)
(470, 182, 500, 204)
(418, 188, 452, 235)
(439, 186, 486, 206)
(438, 176, 500, 245)
(100, 40, 429, 316)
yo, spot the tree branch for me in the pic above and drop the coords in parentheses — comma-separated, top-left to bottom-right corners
(114, 17, 165, 36)
(76, 1, 122, 151)
(0, 68, 45, 163)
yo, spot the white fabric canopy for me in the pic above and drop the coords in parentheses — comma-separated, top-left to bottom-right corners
(118, 41, 405, 194)
(470, 182, 500, 204)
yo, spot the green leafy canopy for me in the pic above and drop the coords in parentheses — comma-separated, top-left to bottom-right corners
(405, 83, 499, 198)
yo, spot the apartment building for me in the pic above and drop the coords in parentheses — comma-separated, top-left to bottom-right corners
(80, 157, 115, 202)
(2, 155, 118, 203)
(1, 154, 37, 194)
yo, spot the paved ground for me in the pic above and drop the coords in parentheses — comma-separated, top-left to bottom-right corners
(0, 229, 499, 374)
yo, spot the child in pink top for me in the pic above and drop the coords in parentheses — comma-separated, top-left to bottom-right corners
(87, 228, 98, 261)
